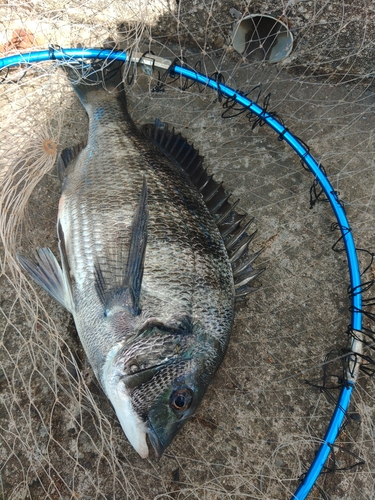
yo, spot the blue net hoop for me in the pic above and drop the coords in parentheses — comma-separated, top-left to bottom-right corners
(0, 47, 363, 500)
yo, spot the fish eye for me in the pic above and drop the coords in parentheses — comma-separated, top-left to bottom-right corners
(170, 388, 193, 413)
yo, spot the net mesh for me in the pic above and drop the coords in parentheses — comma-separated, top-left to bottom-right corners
(1, 1, 375, 499)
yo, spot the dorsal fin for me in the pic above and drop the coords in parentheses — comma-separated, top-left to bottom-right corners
(142, 121, 264, 299)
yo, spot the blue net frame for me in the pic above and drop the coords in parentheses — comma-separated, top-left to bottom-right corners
(0, 47, 364, 500)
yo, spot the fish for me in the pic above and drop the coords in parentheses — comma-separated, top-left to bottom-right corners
(18, 57, 264, 459)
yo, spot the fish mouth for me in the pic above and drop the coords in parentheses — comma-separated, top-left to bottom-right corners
(147, 420, 166, 458)
(146, 412, 188, 458)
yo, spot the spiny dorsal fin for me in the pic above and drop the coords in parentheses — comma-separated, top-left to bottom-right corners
(95, 177, 148, 316)
(142, 121, 264, 299)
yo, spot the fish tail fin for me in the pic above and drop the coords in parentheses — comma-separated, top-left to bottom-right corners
(61, 54, 125, 103)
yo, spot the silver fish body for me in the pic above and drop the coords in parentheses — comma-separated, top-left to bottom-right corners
(18, 59, 262, 458)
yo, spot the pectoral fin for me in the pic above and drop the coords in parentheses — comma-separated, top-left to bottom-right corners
(95, 177, 148, 316)
(17, 248, 73, 312)
(123, 176, 148, 314)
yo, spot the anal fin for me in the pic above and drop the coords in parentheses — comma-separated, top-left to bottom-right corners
(57, 141, 87, 183)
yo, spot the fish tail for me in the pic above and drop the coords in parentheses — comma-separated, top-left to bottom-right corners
(61, 55, 125, 103)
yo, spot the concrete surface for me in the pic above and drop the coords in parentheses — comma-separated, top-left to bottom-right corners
(1, 2, 375, 499)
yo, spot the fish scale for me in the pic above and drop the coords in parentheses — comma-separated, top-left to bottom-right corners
(18, 58, 262, 458)
(61, 90, 232, 366)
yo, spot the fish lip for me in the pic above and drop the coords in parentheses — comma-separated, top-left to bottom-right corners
(147, 420, 166, 458)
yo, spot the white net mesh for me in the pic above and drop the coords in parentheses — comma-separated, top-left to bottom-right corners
(1, 1, 375, 499)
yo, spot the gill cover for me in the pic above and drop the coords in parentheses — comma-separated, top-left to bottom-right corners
(130, 356, 207, 458)
(103, 346, 202, 459)
(104, 319, 209, 458)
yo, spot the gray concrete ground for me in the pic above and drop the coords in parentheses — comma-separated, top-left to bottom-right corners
(1, 2, 375, 499)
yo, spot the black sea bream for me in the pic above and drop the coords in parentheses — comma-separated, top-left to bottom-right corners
(18, 58, 263, 458)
